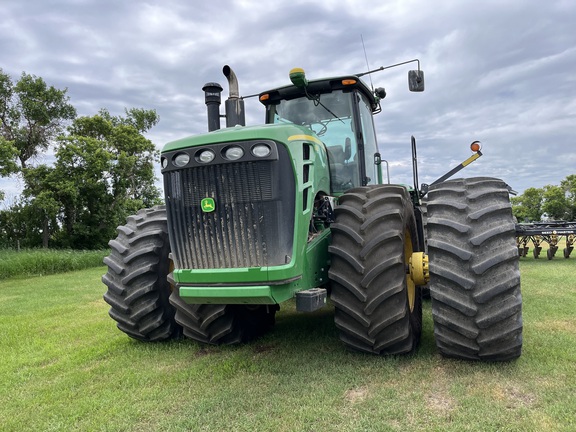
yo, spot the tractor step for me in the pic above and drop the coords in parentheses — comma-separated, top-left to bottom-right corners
(296, 288, 327, 312)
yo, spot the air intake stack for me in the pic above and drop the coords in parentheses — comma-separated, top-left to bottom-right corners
(202, 82, 223, 132)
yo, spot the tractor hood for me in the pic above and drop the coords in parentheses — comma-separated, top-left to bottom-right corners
(161, 123, 322, 153)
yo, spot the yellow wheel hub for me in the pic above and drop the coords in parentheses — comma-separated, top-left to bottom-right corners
(409, 252, 429, 287)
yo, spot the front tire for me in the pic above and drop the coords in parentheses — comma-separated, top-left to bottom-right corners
(426, 178, 523, 361)
(169, 292, 278, 345)
(102, 206, 180, 341)
(329, 185, 422, 355)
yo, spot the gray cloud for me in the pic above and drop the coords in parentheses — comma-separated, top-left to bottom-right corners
(1, 0, 575, 200)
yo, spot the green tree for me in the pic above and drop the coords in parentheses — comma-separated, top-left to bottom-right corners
(21, 165, 63, 248)
(24, 110, 160, 249)
(0, 69, 76, 169)
(511, 187, 544, 222)
(542, 184, 569, 220)
(0, 137, 18, 176)
(0, 137, 19, 200)
(65, 109, 161, 211)
(0, 199, 44, 248)
(560, 174, 576, 220)
(0, 68, 162, 249)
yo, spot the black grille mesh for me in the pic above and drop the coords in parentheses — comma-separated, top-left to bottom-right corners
(164, 155, 295, 269)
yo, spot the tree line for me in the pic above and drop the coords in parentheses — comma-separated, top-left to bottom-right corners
(0, 69, 162, 249)
(512, 175, 576, 222)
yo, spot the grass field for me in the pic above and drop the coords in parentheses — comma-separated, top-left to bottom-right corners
(1, 259, 575, 431)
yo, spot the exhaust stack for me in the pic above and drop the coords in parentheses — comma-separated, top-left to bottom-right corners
(223, 65, 245, 127)
(202, 82, 223, 132)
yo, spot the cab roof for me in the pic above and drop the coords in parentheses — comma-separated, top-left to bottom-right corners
(258, 75, 378, 112)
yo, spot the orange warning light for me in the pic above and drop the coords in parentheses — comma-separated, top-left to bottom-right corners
(470, 141, 482, 152)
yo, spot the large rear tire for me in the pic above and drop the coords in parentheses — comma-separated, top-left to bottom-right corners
(426, 178, 523, 361)
(102, 206, 180, 341)
(329, 185, 422, 355)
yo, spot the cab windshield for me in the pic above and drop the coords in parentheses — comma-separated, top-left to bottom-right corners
(269, 90, 361, 192)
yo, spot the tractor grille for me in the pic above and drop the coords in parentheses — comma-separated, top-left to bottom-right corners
(163, 146, 295, 269)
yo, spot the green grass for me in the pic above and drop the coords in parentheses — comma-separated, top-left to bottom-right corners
(0, 249, 107, 280)
(1, 261, 575, 431)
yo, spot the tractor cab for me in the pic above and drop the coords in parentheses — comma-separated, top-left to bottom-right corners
(259, 70, 381, 193)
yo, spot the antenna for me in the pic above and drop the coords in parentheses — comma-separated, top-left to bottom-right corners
(361, 34, 374, 91)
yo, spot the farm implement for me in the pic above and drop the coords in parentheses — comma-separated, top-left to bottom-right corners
(516, 221, 575, 259)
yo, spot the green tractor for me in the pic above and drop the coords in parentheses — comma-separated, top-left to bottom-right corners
(102, 61, 523, 361)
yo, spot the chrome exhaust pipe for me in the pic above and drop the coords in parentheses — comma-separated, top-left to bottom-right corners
(222, 65, 245, 127)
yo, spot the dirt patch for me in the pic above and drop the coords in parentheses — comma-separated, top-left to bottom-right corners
(534, 318, 576, 333)
(493, 384, 538, 409)
(426, 390, 455, 416)
(252, 343, 276, 354)
(425, 365, 456, 417)
(344, 386, 369, 404)
(194, 347, 218, 358)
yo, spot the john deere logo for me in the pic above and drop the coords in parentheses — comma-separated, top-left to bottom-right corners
(201, 197, 215, 213)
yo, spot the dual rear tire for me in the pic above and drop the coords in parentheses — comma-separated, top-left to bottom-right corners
(329, 178, 522, 361)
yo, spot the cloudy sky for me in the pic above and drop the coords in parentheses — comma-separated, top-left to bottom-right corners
(1, 0, 575, 201)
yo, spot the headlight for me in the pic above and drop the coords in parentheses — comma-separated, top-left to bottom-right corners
(161, 157, 168, 169)
(252, 143, 271, 158)
(173, 153, 190, 167)
(198, 149, 216, 163)
(224, 146, 244, 161)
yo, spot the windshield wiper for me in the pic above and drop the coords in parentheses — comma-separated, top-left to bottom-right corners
(307, 91, 345, 124)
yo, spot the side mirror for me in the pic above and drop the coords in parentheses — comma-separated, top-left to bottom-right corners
(408, 70, 425, 92)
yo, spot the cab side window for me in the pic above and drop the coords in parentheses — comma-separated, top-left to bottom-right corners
(357, 93, 379, 185)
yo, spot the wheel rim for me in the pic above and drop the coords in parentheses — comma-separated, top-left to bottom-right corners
(404, 228, 416, 312)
